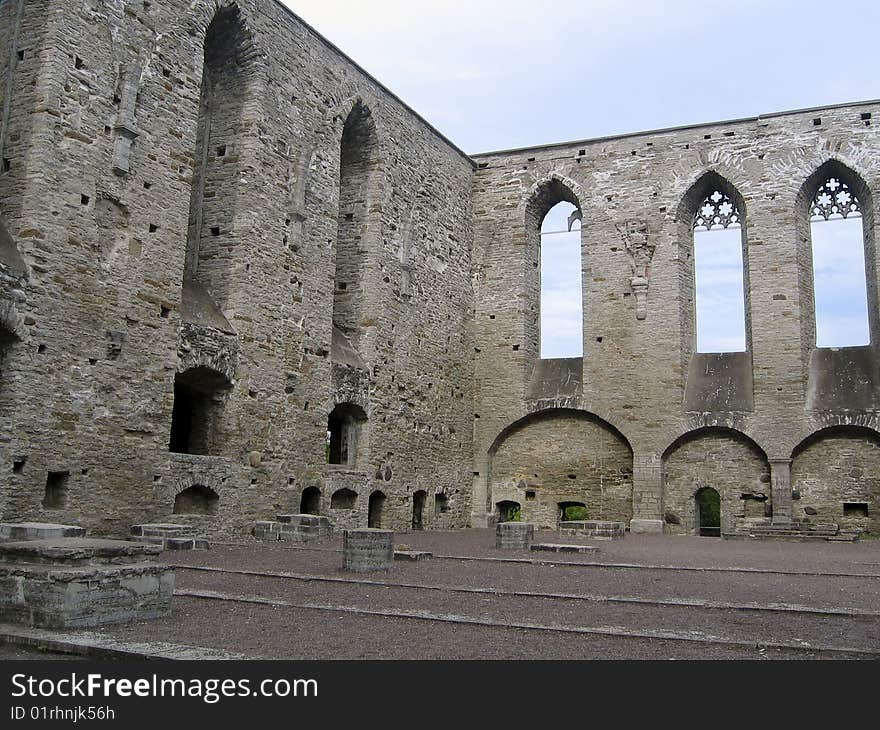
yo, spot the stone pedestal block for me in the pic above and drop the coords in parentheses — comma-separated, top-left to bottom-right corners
(0, 523, 86, 543)
(0, 539, 174, 629)
(496, 522, 535, 549)
(277, 515, 334, 544)
(253, 521, 281, 541)
(560, 521, 627, 539)
(629, 519, 664, 534)
(343, 530, 394, 572)
(130, 524, 210, 551)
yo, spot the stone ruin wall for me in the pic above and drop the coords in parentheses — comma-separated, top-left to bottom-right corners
(1, 0, 880, 539)
(0, 0, 475, 537)
(471, 100, 880, 535)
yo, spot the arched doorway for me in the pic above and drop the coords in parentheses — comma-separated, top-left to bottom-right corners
(412, 490, 427, 531)
(300, 487, 321, 515)
(695, 487, 721, 537)
(368, 490, 386, 529)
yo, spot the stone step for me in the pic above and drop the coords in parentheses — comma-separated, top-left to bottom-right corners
(531, 543, 601, 554)
(394, 551, 433, 562)
(131, 524, 194, 538)
(559, 521, 626, 540)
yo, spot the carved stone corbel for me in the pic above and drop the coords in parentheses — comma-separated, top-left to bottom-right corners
(616, 220, 655, 321)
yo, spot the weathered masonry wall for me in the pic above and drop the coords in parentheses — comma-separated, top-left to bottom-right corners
(471, 101, 880, 534)
(3, 0, 880, 541)
(0, 0, 475, 536)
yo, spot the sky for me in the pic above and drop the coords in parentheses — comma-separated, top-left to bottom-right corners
(282, 0, 879, 356)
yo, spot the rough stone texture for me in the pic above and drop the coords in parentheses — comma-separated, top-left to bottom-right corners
(0, 522, 85, 542)
(470, 101, 880, 538)
(559, 521, 626, 540)
(663, 429, 771, 535)
(1, 0, 880, 541)
(0, 538, 173, 628)
(343, 529, 394, 572)
(0, 0, 474, 539)
(792, 427, 880, 535)
(495, 522, 534, 550)
(489, 410, 633, 529)
(277, 514, 333, 543)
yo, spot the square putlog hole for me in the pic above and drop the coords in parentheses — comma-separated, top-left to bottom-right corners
(43, 471, 70, 510)
(843, 503, 869, 518)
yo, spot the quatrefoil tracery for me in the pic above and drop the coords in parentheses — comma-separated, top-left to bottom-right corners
(811, 177, 862, 221)
(694, 190, 741, 231)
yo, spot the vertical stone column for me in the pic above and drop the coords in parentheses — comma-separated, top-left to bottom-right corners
(630, 452, 664, 533)
(470, 455, 491, 528)
(770, 459, 793, 525)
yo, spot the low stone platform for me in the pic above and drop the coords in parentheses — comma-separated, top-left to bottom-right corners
(394, 550, 433, 562)
(530, 543, 600, 554)
(0, 523, 86, 543)
(130, 524, 210, 551)
(0, 539, 174, 629)
(254, 515, 334, 544)
(724, 521, 861, 543)
(496, 522, 535, 550)
(560, 521, 627, 540)
(344, 530, 394, 572)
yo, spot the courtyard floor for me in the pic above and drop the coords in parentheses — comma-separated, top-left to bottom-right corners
(8, 530, 880, 660)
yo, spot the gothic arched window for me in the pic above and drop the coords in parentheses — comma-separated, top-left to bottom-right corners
(693, 189, 747, 353)
(809, 176, 870, 347)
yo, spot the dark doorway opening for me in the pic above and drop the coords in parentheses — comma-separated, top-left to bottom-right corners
(368, 490, 386, 529)
(327, 403, 367, 467)
(300, 487, 321, 515)
(412, 490, 427, 530)
(169, 367, 231, 456)
(696, 487, 721, 537)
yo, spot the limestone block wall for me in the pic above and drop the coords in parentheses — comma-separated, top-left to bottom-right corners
(490, 410, 633, 529)
(663, 429, 770, 535)
(0, 0, 475, 536)
(3, 0, 880, 540)
(471, 99, 880, 534)
(792, 427, 880, 534)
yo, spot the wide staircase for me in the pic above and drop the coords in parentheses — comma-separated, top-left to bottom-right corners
(724, 519, 861, 543)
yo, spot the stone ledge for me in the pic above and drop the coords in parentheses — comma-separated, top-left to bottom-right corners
(0, 625, 244, 660)
(394, 551, 433, 562)
(0, 523, 86, 543)
(530, 544, 600, 554)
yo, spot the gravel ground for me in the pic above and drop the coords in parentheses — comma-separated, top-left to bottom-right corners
(89, 530, 880, 660)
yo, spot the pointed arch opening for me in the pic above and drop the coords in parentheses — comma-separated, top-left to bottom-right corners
(333, 101, 380, 357)
(185, 3, 258, 310)
(525, 178, 584, 361)
(798, 162, 875, 350)
(680, 173, 750, 356)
